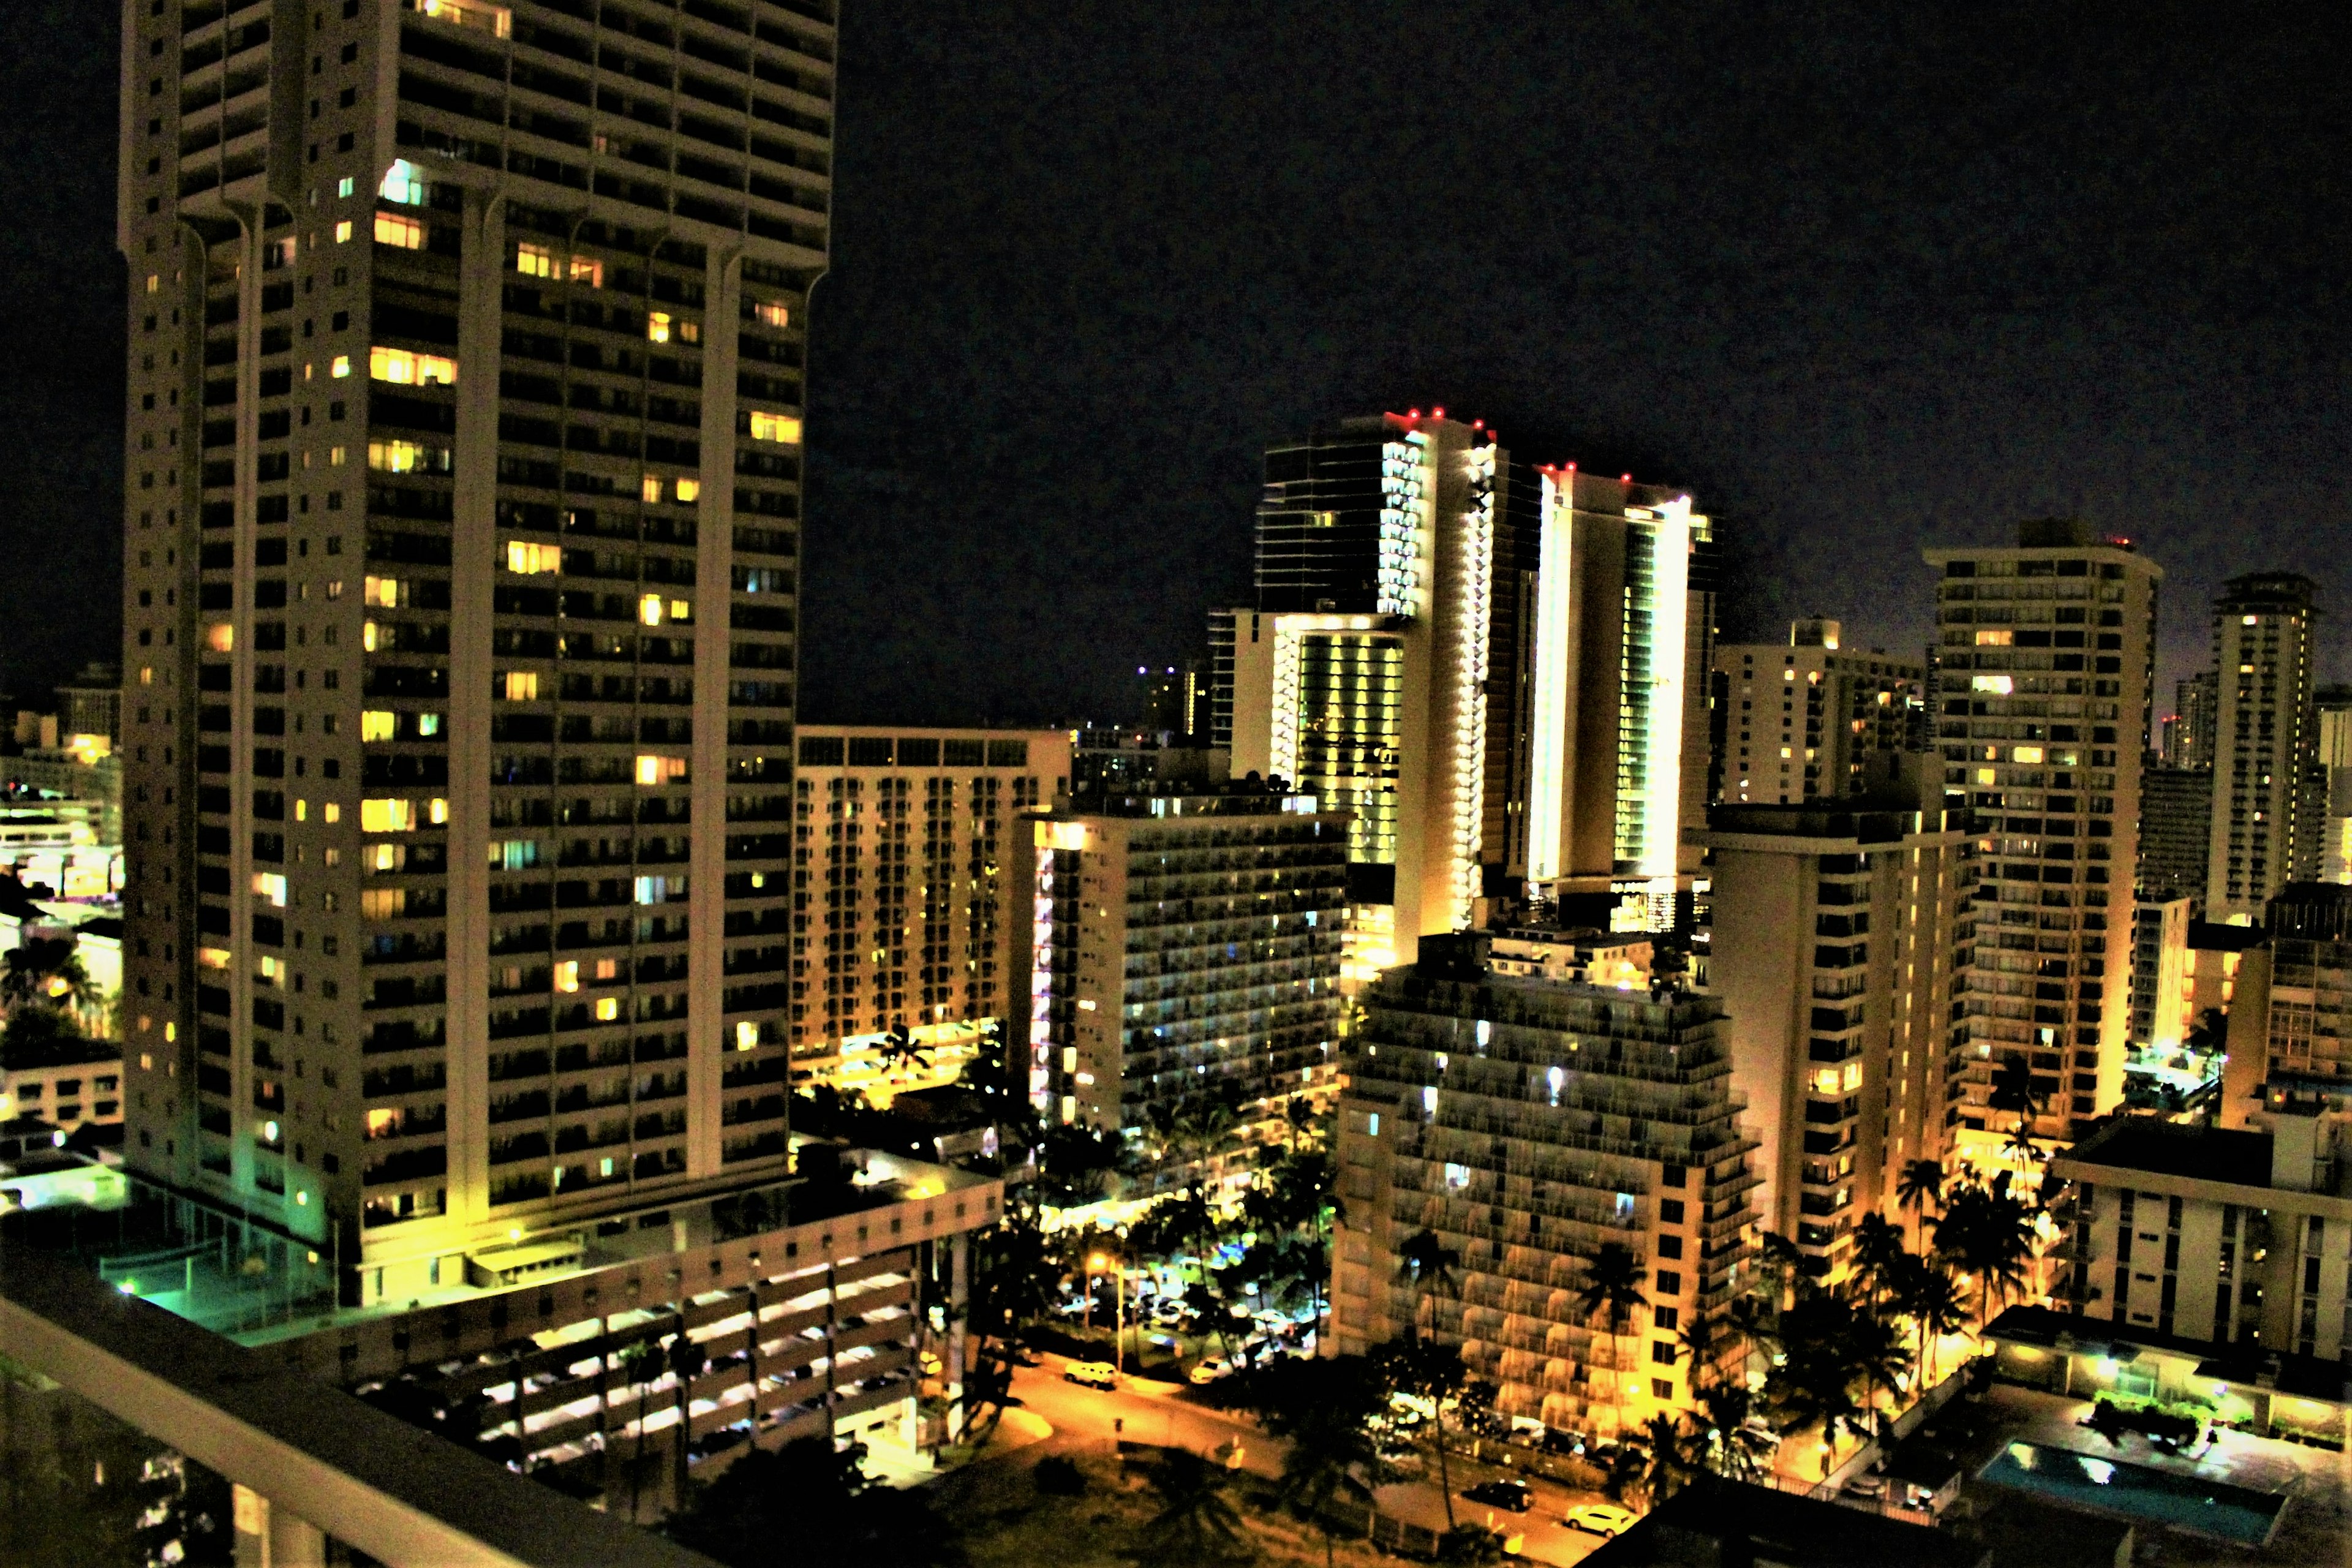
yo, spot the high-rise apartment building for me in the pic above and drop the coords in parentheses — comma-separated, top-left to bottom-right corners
(2206, 574, 2321, 923)
(2316, 685, 2352, 884)
(1329, 934, 1755, 1439)
(1008, 786, 1348, 1168)
(2125, 895, 2190, 1051)
(785, 726, 1070, 1093)
(119, 0, 838, 1306)
(2160, 670, 2218, 771)
(1926, 521, 2160, 1138)
(2137, 766, 2213, 913)
(1215, 413, 1717, 970)
(1696, 794, 1970, 1268)
(1714, 620, 1923, 805)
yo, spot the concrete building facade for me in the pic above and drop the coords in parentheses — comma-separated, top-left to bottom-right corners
(2206, 574, 2322, 923)
(1008, 787, 1348, 1168)
(1215, 415, 1720, 974)
(1695, 798, 1970, 1269)
(117, 0, 839, 1308)
(785, 726, 1069, 1094)
(1926, 521, 2160, 1138)
(1330, 937, 1757, 1441)
(2137, 766, 2212, 914)
(1713, 620, 1923, 807)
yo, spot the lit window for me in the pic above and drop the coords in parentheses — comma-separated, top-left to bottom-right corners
(334, 220, 353, 243)
(1971, 675, 2014, 695)
(323, 803, 339, 824)
(668, 598, 691, 622)
(647, 311, 672, 343)
(429, 798, 448, 824)
(139, 667, 153, 685)
(595, 959, 619, 980)
(753, 300, 789, 328)
(1843, 1061, 1863, 1092)
(505, 541, 560, 575)
(360, 799, 417, 832)
(635, 755, 685, 786)
(360, 710, 396, 741)
(206, 623, 234, 652)
(294, 800, 308, 821)
(1811, 1068, 1841, 1095)
(330, 445, 347, 465)
(361, 888, 406, 919)
(595, 997, 620, 1022)
(568, 255, 603, 287)
(642, 475, 664, 503)
(639, 594, 666, 626)
(496, 839, 539, 870)
(748, 411, 802, 444)
(2013, 746, 2045, 763)
(198, 947, 232, 971)
(1975, 767, 1997, 785)
(417, 714, 441, 737)
(364, 575, 401, 606)
(368, 440, 445, 473)
(362, 621, 380, 652)
(145, 274, 159, 294)
(633, 876, 668, 905)
(502, 671, 540, 700)
(380, 160, 426, 205)
(337, 176, 355, 198)
(1974, 629, 2013, 646)
(374, 213, 424, 249)
(416, 0, 512, 37)
(516, 242, 556, 279)
(369, 346, 456, 386)
(675, 477, 700, 502)
(553, 960, 579, 993)
(252, 873, 288, 907)
(735, 1022, 760, 1050)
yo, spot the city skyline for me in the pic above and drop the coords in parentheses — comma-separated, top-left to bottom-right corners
(6, 6, 2352, 721)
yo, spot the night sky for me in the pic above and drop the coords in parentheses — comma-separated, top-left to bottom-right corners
(8, 1, 2349, 724)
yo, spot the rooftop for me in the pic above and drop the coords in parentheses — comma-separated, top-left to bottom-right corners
(1986, 1303, 2352, 1404)
(2187, 919, 2266, 952)
(2056, 1118, 2272, 1189)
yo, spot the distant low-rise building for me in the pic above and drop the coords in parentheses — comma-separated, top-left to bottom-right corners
(1330, 933, 1757, 1440)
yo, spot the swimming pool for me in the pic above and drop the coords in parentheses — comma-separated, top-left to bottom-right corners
(1977, 1441, 2286, 1546)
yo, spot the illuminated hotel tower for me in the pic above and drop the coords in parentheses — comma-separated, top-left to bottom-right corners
(1926, 521, 2160, 1139)
(117, 0, 835, 1303)
(1214, 413, 1717, 971)
(2204, 573, 2321, 924)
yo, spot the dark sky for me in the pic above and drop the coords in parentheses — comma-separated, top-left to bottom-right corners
(9, 2, 2350, 725)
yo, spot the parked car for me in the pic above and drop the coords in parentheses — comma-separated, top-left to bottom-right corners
(1461, 1479, 1533, 1513)
(1188, 1360, 1231, 1385)
(1063, 1360, 1117, 1390)
(1564, 1503, 1638, 1537)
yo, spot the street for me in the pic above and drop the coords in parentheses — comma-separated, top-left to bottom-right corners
(1007, 1355, 1610, 1564)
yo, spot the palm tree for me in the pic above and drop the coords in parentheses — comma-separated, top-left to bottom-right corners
(1577, 1243, 1648, 1418)
(1136, 1447, 1249, 1562)
(1892, 1254, 1969, 1389)
(1895, 1159, 1945, 1251)
(1395, 1228, 1462, 1339)
(1691, 1382, 1774, 1479)
(1934, 1172, 2035, 1327)
(1256, 1359, 1389, 1568)
(1638, 1411, 1706, 1505)
(612, 1336, 661, 1521)
(1757, 1230, 1808, 1311)
(1847, 1213, 1907, 1310)
(877, 1024, 930, 1080)
(1675, 1311, 1723, 1392)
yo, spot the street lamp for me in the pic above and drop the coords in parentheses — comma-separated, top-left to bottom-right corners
(1090, 1251, 1124, 1379)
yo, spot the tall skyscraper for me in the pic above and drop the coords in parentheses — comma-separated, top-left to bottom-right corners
(2314, 684, 2352, 883)
(1713, 619, 1923, 806)
(1215, 413, 1718, 970)
(1696, 791, 1969, 1269)
(2206, 574, 2321, 924)
(2137, 766, 2214, 913)
(2160, 670, 2218, 771)
(1926, 521, 2160, 1139)
(119, 0, 835, 1305)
